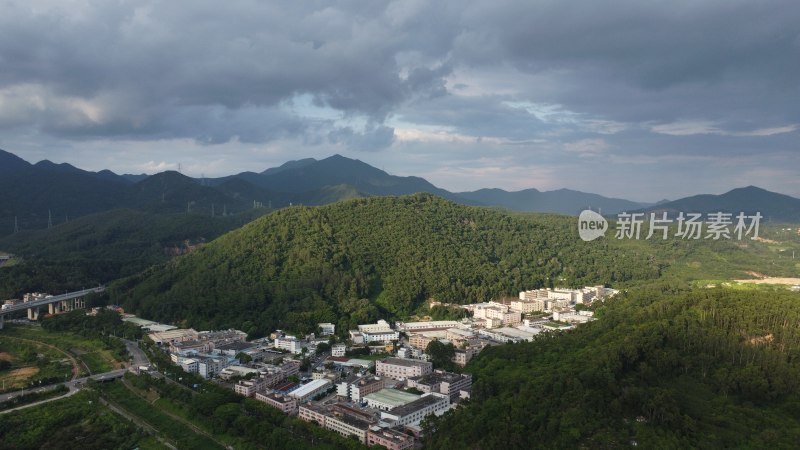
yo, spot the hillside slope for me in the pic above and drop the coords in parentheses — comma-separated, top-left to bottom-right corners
(111, 194, 665, 336)
(425, 286, 800, 448)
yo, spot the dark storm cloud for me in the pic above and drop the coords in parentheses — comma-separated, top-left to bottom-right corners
(0, 0, 798, 198)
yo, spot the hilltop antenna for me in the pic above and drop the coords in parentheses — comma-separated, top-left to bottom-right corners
(187, 202, 191, 214)
(48, 210, 52, 229)
(223, 204, 227, 216)
(178, 163, 182, 173)
(211, 204, 215, 217)
(13, 216, 18, 234)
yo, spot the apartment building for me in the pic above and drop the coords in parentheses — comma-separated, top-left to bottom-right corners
(255, 392, 297, 415)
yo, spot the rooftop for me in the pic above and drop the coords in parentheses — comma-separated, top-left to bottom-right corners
(386, 394, 445, 417)
(290, 379, 331, 398)
(364, 389, 421, 407)
(379, 357, 430, 368)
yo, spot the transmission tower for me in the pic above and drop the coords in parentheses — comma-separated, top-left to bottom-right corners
(13, 216, 19, 234)
(48, 210, 52, 229)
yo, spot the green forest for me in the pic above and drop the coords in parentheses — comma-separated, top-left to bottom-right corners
(424, 286, 800, 449)
(0, 208, 266, 298)
(110, 194, 797, 337)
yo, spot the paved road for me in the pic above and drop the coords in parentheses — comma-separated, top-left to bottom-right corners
(122, 338, 150, 368)
(1, 338, 150, 412)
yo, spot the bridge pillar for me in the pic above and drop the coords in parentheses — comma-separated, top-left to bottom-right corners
(49, 303, 55, 315)
(0, 315, 4, 330)
(27, 306, 40, 321)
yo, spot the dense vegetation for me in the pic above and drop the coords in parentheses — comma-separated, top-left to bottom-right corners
(0, 208, 264, 298)
(424, 286, 800, 448)
(111, 194, 669, 336)
(0, 390, 146, 450)
(111, 194, 798, 338)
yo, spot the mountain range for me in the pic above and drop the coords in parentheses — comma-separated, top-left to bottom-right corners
(2, 148, 799, 235)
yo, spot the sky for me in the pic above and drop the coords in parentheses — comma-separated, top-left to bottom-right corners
(1, 1, 799, 202)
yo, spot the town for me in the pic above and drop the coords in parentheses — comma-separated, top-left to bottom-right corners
(109, 285, 617, 448)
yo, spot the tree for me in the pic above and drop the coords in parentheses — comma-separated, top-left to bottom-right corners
(235, 352, 252, 364)
(426, 340, 456, 371)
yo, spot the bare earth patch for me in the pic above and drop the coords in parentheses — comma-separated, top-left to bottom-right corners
(0, 367, 40, 389)
(735, 277, 800, 285)
(0, 352, 14, 362)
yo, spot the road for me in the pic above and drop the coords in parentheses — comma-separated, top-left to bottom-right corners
(0, 338, 149, 413)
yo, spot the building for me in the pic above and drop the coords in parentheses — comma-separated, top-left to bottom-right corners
(149, 328, 198, 346)
(357, 320, 393, 333)
(337, 375, 386, 402)
(325, 413, 372, 444)
(445, 328, 475, 343)
(180, 358, 198, 374)
(452, 348, 474, 367)
(380, 393, 450, 427)
(376, 358, 432, 380)
(289, 379, 332, 403)
(274, 336, 307, 354)
(363, 388, 421, 411)
(407, 370, 472, 402)
(362, 329, 400, 343)
(255, 392, 298, 415)
(395, 321, 460, 332)
(349, 331, 366, 345)
(234, 377, 266, 397)
(553, 310, 594, 324)
(299, 403, 328, 426)
(509, 299, 545, 314)
(197, 357, 228, 379)
(198, 329, 247, 345)
(408, 334, 435, 350)
(367, 427, 414, 450)
(219, 365, 261, 380)
(519, 289, 549, 301)
(331, 343, 346, 357)
(318, 323, 336, 336)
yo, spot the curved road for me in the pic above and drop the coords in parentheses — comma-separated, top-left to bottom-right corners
(0, 338, 148, 413)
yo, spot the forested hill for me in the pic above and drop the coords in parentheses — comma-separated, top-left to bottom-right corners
(110, 194, 664, 336)
(424, 286, 800, 448)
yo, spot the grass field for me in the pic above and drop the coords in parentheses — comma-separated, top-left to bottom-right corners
(0, 336, 74, 391)
(0, 325, 124, 375)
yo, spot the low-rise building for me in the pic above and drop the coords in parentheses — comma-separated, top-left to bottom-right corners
(363, 388, 421, 411)
(299, 403, 328, 427)
(408, 334, 435, 350)
(331, 343, 346, 357)
(395, 321, 460, 332)
(234, 377, 266, 397)
(363, 330, 400, 343)
(180, 358, 198, 374)
(255, 392, 297, 415)
(274, 336, 307, 354)
(337, 375, 386, 403)
(148, 328, 199, 346)
(367, 427, 414, 450)
(357, 320, 393, 334)
(197, 357, 228, 379)
(376, 358, 433, 380)
(318, 323, 336, 336)
(380, 393, 450, 427)
(407, 370, 472, 402)
(289, 379, 332, 403)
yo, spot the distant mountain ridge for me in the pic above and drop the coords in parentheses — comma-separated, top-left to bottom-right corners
(457, 187, 649, 216)
(637, 186, 800, 223)
(2, 147, 799, 235)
